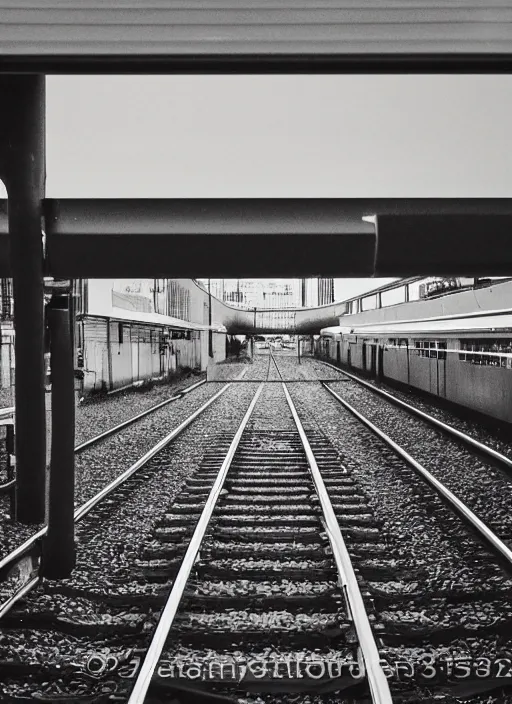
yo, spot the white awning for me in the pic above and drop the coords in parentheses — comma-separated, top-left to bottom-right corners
(93, 308, 226, 333)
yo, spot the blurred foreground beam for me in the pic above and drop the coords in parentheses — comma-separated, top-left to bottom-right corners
(0, 199, 511, 278)
(373, 214, 512, 277)
(0, 76, 46, 524)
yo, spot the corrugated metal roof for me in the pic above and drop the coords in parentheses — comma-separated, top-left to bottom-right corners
(0, 1, 511, 58)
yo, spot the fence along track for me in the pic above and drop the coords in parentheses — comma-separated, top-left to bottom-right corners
(127, 373, 393, 704)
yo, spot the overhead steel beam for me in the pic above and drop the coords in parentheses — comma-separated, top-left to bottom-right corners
(1, 198, 512, 278)
(374, 214, 512, 276)
(2, 55, 512, 75)
(43, 198, 376, 278)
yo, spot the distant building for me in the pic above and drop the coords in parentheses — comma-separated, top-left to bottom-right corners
(318, 278, 335, 306)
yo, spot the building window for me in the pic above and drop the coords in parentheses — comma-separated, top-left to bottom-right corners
(459, 339, 512, 367)
(170, 330, 191, 340)
(168, 281, 191, 321)
(118, 323, 124, 345)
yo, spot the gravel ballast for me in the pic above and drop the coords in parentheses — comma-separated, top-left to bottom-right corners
(4, 354, 512, 703)
(326, 376, 512, 543)
(1, 382, 259, 697)
(0, 380, 234, 555)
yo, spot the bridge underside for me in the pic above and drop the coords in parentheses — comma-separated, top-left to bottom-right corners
(213, 298, 345, 336)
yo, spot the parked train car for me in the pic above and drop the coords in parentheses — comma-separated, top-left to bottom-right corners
(318, 312, 512, 425)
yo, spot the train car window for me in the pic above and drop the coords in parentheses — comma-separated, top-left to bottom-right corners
(459, 339, 512, 367)
(414, 339, 446, 360)
(381, 287, 407, 308)
(362, 295, 378, 312)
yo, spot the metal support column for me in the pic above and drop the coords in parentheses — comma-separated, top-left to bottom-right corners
(42, 292, 76, 578)
(208, 278, 213, 358)
(0, 75, 46, 524)
(5, 423, 15, 519)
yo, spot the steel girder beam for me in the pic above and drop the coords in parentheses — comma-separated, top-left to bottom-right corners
(1, 198, 512, 278)
(2, 55, 512, 75)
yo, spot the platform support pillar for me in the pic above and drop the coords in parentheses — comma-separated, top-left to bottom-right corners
(0, 75, 46, 524)
(42, 293, 76, 578)
(208, 278, 213, 359)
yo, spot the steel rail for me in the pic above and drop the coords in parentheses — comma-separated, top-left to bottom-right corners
(0, 478, 15, 493)
(74, 383, 230, 522)
(0, 381, 233, 616)
(0, 380, 206, 503)
(127, 382, 265, 703)
(318, 359, 512, 472)
(269, 347, 284, 382)
(323, 383, 512, 567)
(281, 381, 393, 704)
(0, 381, 207, 455)
(75, 378, 206, 453)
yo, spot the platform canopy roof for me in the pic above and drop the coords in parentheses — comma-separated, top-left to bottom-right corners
(1, 1, 512, 73)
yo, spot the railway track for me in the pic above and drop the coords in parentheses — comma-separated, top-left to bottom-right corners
(317, 359, 512, 472)
(0, 377, 240, 621)
(0, 377, 206, 459)
(0, 378, 208, 512)
(309, 360, 512, 554)
(126, 380, 392, 704)
(4, 356, 512, 702)
(122, 354, 512, 702)
(271, 353, 512, 702)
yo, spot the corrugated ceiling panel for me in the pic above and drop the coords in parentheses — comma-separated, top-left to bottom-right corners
(0, 1, 511, 55)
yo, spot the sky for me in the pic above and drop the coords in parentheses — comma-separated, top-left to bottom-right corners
(1, 74, 511, 301)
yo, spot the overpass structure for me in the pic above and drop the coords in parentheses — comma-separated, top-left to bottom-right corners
(205, 283, 347, 335)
